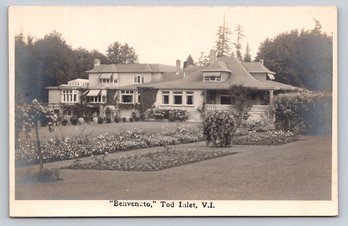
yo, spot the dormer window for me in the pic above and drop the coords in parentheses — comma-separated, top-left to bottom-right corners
(134, 75, 145, 84)
(203, 72, 222, 82)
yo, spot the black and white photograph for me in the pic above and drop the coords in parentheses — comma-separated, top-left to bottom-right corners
(8, 6, 337, 216)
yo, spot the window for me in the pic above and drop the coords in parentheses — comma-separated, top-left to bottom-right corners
(100, 78, 110, 84)
(121, 90, 134, 103)
(162, 91, 170, 105)
(173, 91, 183, 105)
(62, 90, 79, 103)
(134, 75, 145, 84)
(220, 95, 232, 105)
(186, 91, 194, 105)
(203, 72, 222, 82)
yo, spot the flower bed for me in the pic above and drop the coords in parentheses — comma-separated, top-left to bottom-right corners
(16, 127, 299, 165)
(67, 148, 236, 171)
(16, 128, 204, 165)
(233, 131, 299, 145)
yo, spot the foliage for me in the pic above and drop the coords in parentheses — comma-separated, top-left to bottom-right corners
(97, 116, 104, 124)
(243, 43, 252, 62)
(114, 116, 121, 123)
(203, 111, 237, 147)
(243, 115, 273, 132)
(233, 24, 245, 61)
(14, 31, 113, 103)
(138, 87, 158, 117)
(67, 148, 235, 171)
(234, 130, 298, 145)
(106, 41, 138, 64)
(122, 117, 127, 122)
(15, 100, 57, 173)
(70, 115, 78, 125)
(106, 118, 112, 123)
(228, 85, 255, 125)
(183, 54, 195, 68)
(148, 109, 190, 121)
(215, 19, 232, 57)
(272, 91, 332, 134)
(16, 127, 204, 164)
(61, 119, 68, 126)
(255, 21, 332, 91)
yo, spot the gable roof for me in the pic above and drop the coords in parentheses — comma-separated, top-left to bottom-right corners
(242, 62, 275, 74)
(86, 63, 176, 73)
(138, 56, 301, 91)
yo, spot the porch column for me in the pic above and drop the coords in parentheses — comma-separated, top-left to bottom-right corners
(269, 90, 274, 104)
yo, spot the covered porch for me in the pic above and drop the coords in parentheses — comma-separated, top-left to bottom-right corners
(204, 89, 275, 121)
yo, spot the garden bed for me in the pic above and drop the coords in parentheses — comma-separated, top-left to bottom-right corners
(66, 148, 236, 171)
(16, 127, 299, 165)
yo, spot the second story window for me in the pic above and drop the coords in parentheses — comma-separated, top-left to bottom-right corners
(203, 72, 222, 82)
(99, 73, 112, 84)
(134, 75, 145, 84)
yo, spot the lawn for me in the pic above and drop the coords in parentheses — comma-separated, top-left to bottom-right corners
(28, 121, 201, 142)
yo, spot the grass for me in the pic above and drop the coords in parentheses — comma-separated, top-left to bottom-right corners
(66, 147, 237, 171)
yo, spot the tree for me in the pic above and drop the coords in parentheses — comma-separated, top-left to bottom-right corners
(106, 41, 138, 64)
(255, 20, 332, 91)
(228, 85, 255, 126)
(72, 48, 109, 79)
(233, 24, 245, 61)
(197, 52, 210, 66)
(243, 43, 252, 62)
(16, 100, 57, 174)
(15, 31, 110, 103)
(215, 17, 232, 57)
(183, 54, 195, 68)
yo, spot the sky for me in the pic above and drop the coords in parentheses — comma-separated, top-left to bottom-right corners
(9, 6, 336, 65)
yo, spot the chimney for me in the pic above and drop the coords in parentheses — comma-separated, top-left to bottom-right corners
(94, 59, 101, 68)
(259, 59, 264, 65)
(176, 59, 181, 74)
(209, 49, 216, 62)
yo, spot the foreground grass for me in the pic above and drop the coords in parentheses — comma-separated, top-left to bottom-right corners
(66, 147, 237, 171)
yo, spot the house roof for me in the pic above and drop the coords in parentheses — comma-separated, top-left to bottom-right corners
(242, 62, 275, 74)
(86, 63, 176, 73)
(199, 60, 231, 72)
(137, 56, 300, 91)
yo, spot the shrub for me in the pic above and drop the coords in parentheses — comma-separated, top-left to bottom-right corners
(129, 118, 134, 122)
(272, 91, 332, 134)
(70, 116, 78, 125)
(106, 117, 112, 124)
(114, 116, 121, 123)
(244, 116, 273, 132)
(131, 112, 137, 119)
(122, 117, 127, 122)
(134, 117, 140, 122)
(168, 109, 190, 121)
(203, 111, 237, 147)
(61, 119, 68, 126)
(97, 116, 104, 124)
(149, 109, 189, 121)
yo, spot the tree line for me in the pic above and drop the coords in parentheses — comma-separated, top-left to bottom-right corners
(186, 19, 332, 91)
(15, 31, 138, 103)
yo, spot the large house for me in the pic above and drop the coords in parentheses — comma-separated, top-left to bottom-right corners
(46, 59, 182, 119)
(46, 55, 302, 122)
(138, 55, 302, 121)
